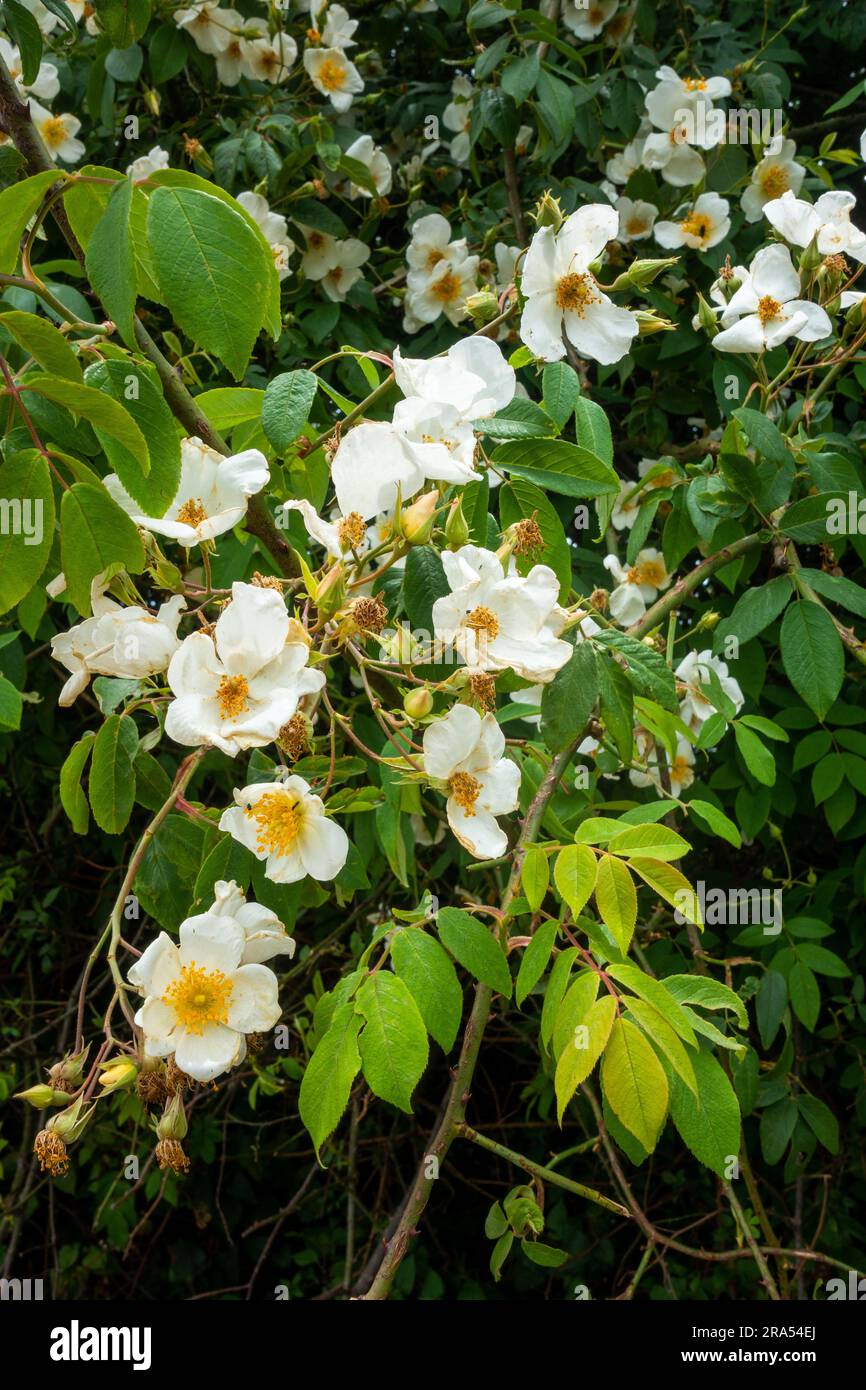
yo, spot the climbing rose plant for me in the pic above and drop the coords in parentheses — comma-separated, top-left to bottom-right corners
(1, 0, 865, 1302)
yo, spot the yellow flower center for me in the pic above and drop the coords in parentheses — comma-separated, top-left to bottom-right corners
(760, 165, 789, 199)
(245, 791, 304, 856)
(671, 755, 692, 783)
(588, 4, 604, 21)
(317, 57, 347, 92)
(431, 270, 462, 303)
(683, 77, 707, 91)
(426, 248, 445, 271)
(555, 272, 599, 316)
(757, 295, 782, 324)
(41, 117, 68, 149)
(628, 559, 667, 587)
(216, 674, 249, 720)
(163, 962, 233, 1035)
(625, 216, 648, 236)
(307, 230, 326, 250)
(448, 770, 481, 815)
(338, 511, 367, 550)
(680, 211, 711, 242)
(465, 605, 500, 640)
(176, 497, 208, 527)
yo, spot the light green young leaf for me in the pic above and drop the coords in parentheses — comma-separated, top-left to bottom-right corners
(601, 1016, 668, 1152)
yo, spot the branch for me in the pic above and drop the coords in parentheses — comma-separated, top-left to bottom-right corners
(628, 533, 763, 638)
(455, 1123, 629, 1217)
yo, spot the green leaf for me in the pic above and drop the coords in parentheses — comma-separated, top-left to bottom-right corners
(91, 0, 151, 47)
(541, 361, 579, 429)
(3, 0, 44, 86)
(788, 959, 820, 1031)
(299, 1003, 362, 1159)
(625, 998, 697, 1096)
(592, 629, 678, 711)
(540, 946, 578, 1049)
(733, 407, 790, 465)
(554, 994, 616, 1123)
(733, 722, 776, 786)
(594, 854, 637, 952)
(607, 823, 690, 862)
(669, 1048, 741, 1177)
(356, 971, 429, 1112)
(795, 943, 850, 978)
(628, 858, 704, 928)
(262, 370, 318, 453)
(132, 749, 172, 813)
(760, 1097, 797, 1165)
(520, 846, 549, 912)
(798, 1094, 839, 1154)
(574, 396, 613, 467)
(84, 360, 181, 516)
(553, 843, 597, 918)
(686, 799, 741, 849)
(85, 177, 137, 346)
(59, 732, 96, 835)
(540, 641, 598, 751)
(0, 170, 58, 275)
(780, 601, 844, 721)
(402, 546, 449, 633)
(391, 928, 463, 1053)
(499, 477, 572, 600)
(0, 310, 82, 381)
(133, 814, 215, 930)
(713, 576, 792, 651)
(88, 714, 138, 833)
(552, 970, 599, 1060)
(663, 974, 748, 1030)
(0, 450, 55, 613)
(193, 836, 254, 908)
(491, 438, 618, 498)
(798, 568, 866, 619)
(606, 962, 697, 1045)
(0, 674, 22, 730)
(146, 186, 278, 380)
(437, 906, 512, 997)
(601, 1016, 668, 1151)
(521, 1239, 567, 1268)
(23, 376, 150, 473)
(515, 919, 557, 1007)
(756, 968, 787, 1049)
(60, 483, 145, 615)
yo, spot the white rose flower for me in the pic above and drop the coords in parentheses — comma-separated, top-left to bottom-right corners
(104, 436, 269, 547)
(391, 398, 479, 484)
(331, 420, 425, 520)
(51, 578, 185, 707)
(432, 545, 571, 682)
(655, 192, 730, 251)
(614, 196, 658, 242)
(740, 139, 805, 223)
(562, 0, 618, 39)
(219, 775, 350, 883)
(164, 581, 324, 756)
(174, 3, 235, 56)
(126, 145, 170, 180)
(422, 703, 520, 860)
(237, 192, 295, 274)
(764, 190, 866, 264)
(712, 244, 832, 354)
(128, 911, 281, 1083)
(321, 3, 358, 50)
(676, 648, 744, 731)
(393, 336, 516, 419)
(519, 204, 638, 364)
(406, 213, 468, 276)
(605, 135, 646, 186)
(344, 134, 392, 197)
(443, 75, 473, 164)
(603, 548, 671, 625)
(0, 36, 59, 101)
(281, 499, 370, 559)
(304, 46, 364, 112)
(629, 733, 695, 796)
(28, 101, 84, 164)
(202, 879, 296, 963)
(245, 32, 297, 84)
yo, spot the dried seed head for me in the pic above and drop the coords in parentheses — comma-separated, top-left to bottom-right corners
(352, 595, 388, 634)
(246, 1032, 267, 1054)
(512, 517, 544, 556)
(34, 1128, 69, 1177)
(156, 1138, 190, 1175)
(277, 712, 313, 762)
(469, 672, 497, 709)
(251, 572, 285, 591)
(590, 587, 609, 613)
(822, 254, 848, 275)
(136, 1068, 168, 1107)
(165, 1058, 190, 1095)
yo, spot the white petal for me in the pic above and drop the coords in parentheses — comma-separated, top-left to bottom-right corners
(226, 963, 281, 1032)
(174, 1024, 242, 1082)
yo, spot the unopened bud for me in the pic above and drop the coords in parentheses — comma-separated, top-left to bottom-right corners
(316, 563, 347, 619)
(399, 490, 438, 545)
(799, 236, 823, 273)
(143, 87, 160, 117)
(381, 622, 419, 665)
(696, 293, 719, 335)
(98, 1059, 139, 1092)
(531, 191, 564, 232)
(768, 822, 783, 840)
(48, 1047, 89, 1092)
(464, 288, 499, 324)
(634, 310, 676, 336)
(403, 687, 434, 720)
(607, 257, 679, 293)
(50, 1094, 94, 1144)
(157, 1092, 188, 1143)
(445, 496, 470, 551)
(15, 1084, 70, 1110)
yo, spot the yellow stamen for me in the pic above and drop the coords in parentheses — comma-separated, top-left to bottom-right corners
(176, 497, 208, 527)
(760, 165, 790, 199)
(216, 674, 249, 720)
(465, 605, 500, 640)
(757, 295, 782, 324)
(625, 216, 648, 236)
(426, 248, 445, 271)
(555, 272, 600, 316)
(245, 791, 304, 856)
(316, 57, 347, 92)
(430, 270, 462, 303)
(683, 77, 707, 91)
(680, 211, 711, 242)
(338, 511, 367, 550)
(628, 560, 667, 587)
(448, 770, 481, 815)
(163, 962, 233, 1035)
(41, 117, 68, 149)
